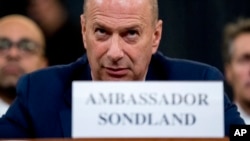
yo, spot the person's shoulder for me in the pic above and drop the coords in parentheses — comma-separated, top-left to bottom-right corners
(18, 54, 90, 87)
(15, 54, 90, 98)
(34, 55, 87, 77)
(151, 52, 224, 80)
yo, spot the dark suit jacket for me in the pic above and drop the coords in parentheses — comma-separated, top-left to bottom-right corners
(0, 52, 245, 138)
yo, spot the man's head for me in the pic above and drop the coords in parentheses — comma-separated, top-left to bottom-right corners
(223, 18, 250, 105)
(83, 0, 159, 24)
(81, 0, 162, 80)
(0, 14, 47, 89)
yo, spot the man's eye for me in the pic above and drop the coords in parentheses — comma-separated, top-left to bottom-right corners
(94, 28, 109, 40)
(128, 30, 139, 37)
(95, 28, 107, 35)
(128, 30, 138, 36)
(0, 39, 11, 50)
(19, 41, 37, 52)
(237, 55, 250, 64)
(125, 30, 139, 42)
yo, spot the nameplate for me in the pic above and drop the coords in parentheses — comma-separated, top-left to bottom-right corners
(72, 81, 224, 138)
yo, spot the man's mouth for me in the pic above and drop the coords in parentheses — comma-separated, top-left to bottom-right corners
(105, 67, 129, 77)
(3, 65, 23, 76)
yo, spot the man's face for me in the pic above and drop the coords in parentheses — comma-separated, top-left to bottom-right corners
(0, 19, 47, 88)
(226, 33, 250, 103)
(81, 0, 162, 80)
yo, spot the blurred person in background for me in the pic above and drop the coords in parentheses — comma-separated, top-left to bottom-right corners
(223, 18, 250, 124)
(27, 0, 84, 65)
(0, 14, 47, 116)
(0, 0, 84, 65)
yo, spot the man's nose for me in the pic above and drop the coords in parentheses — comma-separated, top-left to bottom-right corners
(106, 36, 124, 61)
(6, 45, 21, 60)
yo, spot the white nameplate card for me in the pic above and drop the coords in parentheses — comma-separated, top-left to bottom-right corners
(72, 81, 224, 138)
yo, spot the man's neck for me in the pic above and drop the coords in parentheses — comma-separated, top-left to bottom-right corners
(235, 99, 250, 116)
(0, 87, 16, 105)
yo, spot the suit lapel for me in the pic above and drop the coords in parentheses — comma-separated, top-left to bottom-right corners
(146, 53, 169, 80)
(60, 109, 71, 137)
(61, 56, 92, 137)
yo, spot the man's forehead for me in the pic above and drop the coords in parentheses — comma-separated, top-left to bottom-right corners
(0, 20, 39, 39)
(0, 16, 45, 48)
(0, 16, 41, 35)
(87, 0, 150, 6)
(86, 0, 151, 13)
(85, 0, 153, 24)
(233, 33, 250, 47)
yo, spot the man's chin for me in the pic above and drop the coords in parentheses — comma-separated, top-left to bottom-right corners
(101, 75, 132, 81)
(0, 77, 19, 88)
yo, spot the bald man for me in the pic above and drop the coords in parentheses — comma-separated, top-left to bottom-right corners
(0, 15, 47, 116)
(0, 0, 244, 138)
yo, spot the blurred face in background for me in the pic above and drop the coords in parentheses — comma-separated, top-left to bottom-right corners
(27, 0, 67, 36)
(226, 33, 250, 105)
(81, 0, 162, 80)
(0, 15, 47, 88)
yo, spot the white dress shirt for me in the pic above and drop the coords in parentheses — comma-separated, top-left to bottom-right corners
(236, 103, 250, 124)
(0, 98, 10, 117)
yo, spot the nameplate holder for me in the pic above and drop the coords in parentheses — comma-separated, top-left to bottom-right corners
(72, 81, 224, 138)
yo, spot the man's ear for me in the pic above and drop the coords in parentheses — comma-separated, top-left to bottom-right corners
(80, 14, 87, 50)
(225, 64, 233, 85)
(152, 20, 163, 54)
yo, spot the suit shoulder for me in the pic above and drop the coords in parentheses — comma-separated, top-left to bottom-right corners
(151, 52, 224, 80)
(17, 55, 89, 88)
(16, 55, 90, 100)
